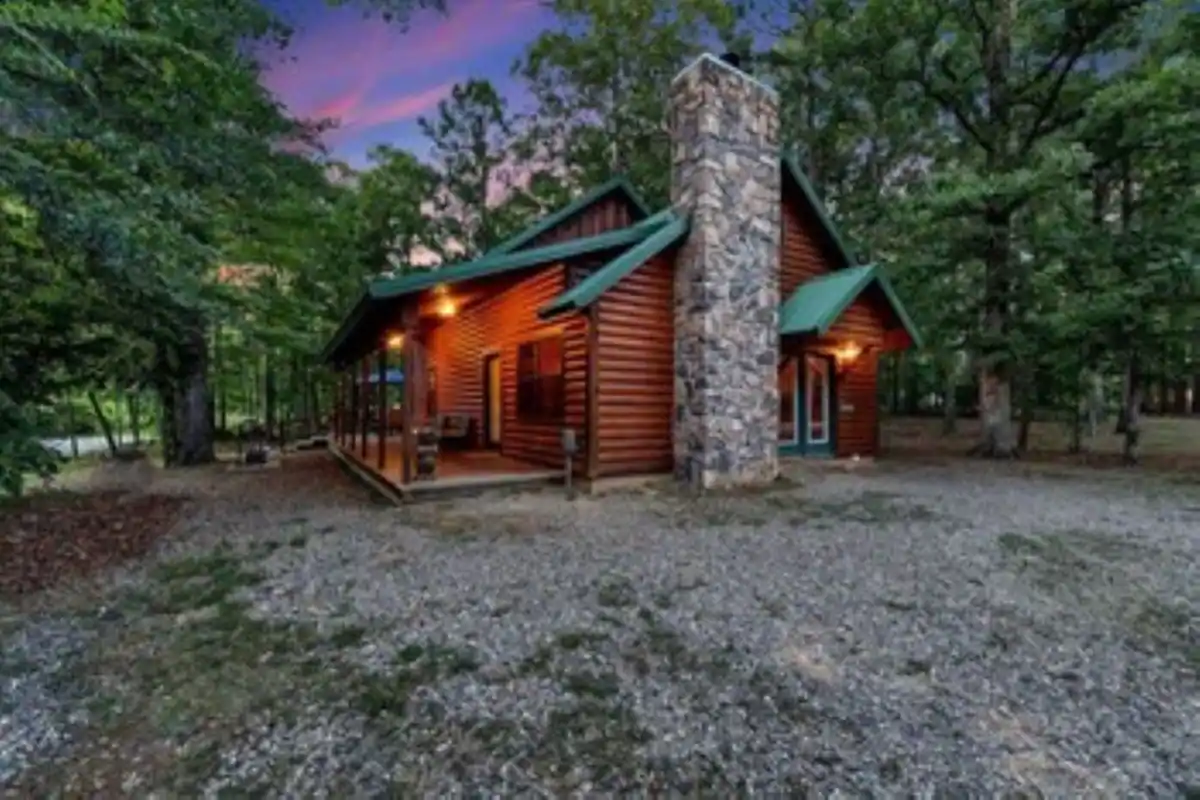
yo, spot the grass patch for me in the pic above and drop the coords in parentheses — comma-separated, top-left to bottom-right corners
(415, 506, 562, 540)
(562, 668, 621, 699)
(596, 575, 637, 608)
(997, 529, 1153, 594)
(354, 642, 481, 718)
(1131, 598, 1199, 671)
(650, 488, 936, 529)
(330, 624, 367, 649)
(14, 545, 399, 794)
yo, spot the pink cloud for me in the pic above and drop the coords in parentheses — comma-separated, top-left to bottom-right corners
(331, 82, 458, 139)
(260, 0, 541, 147)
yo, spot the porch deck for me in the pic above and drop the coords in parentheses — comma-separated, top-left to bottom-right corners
(331, 435, 562, 502)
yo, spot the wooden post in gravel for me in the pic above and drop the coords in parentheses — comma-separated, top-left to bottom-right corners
(400, 302, 419, 485)
(377, 347, 388, 471)
(359, 358, 370, 460)
(348, 366, 358, 452)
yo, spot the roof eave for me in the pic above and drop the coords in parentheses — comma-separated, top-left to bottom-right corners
(319, 292, 373, 365)
(537, 212, 688, 319)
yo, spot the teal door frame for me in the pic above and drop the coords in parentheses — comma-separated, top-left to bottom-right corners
(779, 352, 836, 458)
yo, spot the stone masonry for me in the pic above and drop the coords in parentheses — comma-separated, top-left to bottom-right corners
(669, 53, 781, 489)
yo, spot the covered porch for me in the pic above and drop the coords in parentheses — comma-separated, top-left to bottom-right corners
(330, 434, 561, 501)
(322, 257, 588, 499)
(777, 264, 923, 459)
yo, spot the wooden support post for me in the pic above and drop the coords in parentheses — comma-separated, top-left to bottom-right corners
(399, 302, 419, 485)
(337, 372, 346, 445)
(585, 306, 600, 481)
(377, 348, 387, 471)
(349, 366, 358, 451)
(340, 372, 348, 445)
(332, 372, 339, 442)
(359, 358, 370, 460)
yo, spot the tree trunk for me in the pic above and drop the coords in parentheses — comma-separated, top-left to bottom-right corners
(904, 358, 920, 414)
(1122, 355, 1143, 465)
(113, 387, 125, 446)
(128, 391, 142, 446)
(67, 401, 79, 458)
(890, 354, 901, 414)
(974, 207, 1019, 458)
(940, 356, 958, 434)
(86, 390, 118, 456)
(974, 0, 1019, 458)
(156, 324, 215, 467)
(1172, 379, 1188, 415)
(309, 376, 322, 432)
(264, 356, 278, 444)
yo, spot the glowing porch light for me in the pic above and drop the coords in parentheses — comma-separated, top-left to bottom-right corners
(833, 342, 862, 369)
(436, 296, 457, 317)
(385, 333, 405, 350)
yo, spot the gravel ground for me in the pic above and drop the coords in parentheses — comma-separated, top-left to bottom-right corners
(2, 453, 1198, 795)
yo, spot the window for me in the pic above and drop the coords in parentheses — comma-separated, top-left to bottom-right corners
(779, 358, 797, 443)
(516, 336, 565, 421)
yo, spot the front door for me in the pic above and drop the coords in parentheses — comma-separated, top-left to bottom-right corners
(482, 353, 502, 447)
(802, 353, 834, 456)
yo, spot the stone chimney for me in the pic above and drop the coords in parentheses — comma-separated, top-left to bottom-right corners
(669, 52, 781, 490)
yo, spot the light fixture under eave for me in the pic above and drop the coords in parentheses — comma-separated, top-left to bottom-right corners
(436, 296, 457, 318)
(833, 342, 862, 370)
(385, 333, 405, 350)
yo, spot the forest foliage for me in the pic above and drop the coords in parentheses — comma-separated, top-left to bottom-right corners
(1, 0, 1197, 494)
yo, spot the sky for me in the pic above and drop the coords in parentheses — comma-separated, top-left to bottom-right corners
(258, 0, 554, 169)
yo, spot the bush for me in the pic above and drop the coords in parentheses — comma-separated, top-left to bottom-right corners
(0, 390, 61, 497)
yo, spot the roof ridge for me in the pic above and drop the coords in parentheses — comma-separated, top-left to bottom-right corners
(483, 175, 655, 258)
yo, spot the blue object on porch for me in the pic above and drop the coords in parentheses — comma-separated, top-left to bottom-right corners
(362, 368, 405, 385)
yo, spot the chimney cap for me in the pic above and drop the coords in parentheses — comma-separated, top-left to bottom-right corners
(719, 52, 743, 69)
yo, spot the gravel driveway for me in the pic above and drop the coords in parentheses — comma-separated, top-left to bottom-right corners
(2, 453, 1197, 795)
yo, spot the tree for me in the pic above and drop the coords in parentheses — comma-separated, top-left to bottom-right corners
(514, 0, 745, 207)
(781, 0, 1177, 457)
(418, 79, 516, 258)
(355, 145, 441, 274)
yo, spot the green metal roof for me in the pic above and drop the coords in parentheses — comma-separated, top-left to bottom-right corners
(320, 214, 670, 365)
(369, 214, 667, 300)
(781, 153, 857, 269)
(538, 210, 688, 318)
(779, 263, 923, 347)
(483, 176, 655, 257)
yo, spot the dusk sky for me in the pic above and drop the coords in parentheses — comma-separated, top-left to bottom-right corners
(259, 0, 554, 169)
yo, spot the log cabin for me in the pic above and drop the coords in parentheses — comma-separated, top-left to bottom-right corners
(321, 52, 921, 494)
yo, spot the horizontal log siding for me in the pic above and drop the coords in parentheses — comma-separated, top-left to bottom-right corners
(594, 252, 675, 476)
(524, 195, 638, 249)
(780, 186, 843, 296)
(424, 267, 587, 469)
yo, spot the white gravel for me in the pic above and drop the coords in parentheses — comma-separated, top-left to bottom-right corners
(3, 457, 1198, 795)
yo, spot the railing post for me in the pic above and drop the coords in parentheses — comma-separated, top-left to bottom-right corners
(377, 348, 387, 471)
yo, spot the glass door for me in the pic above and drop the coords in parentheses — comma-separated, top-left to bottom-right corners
(804, 354, 832, 453)
(778, 357, 798, 445)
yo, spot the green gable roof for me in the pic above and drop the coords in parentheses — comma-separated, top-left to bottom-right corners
(538, 210, 688, 319)
(779, 263, 922, 347)
(484, 176, 655, 257)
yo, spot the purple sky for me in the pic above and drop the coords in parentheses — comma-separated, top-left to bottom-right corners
(259, 0, 551, 168)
